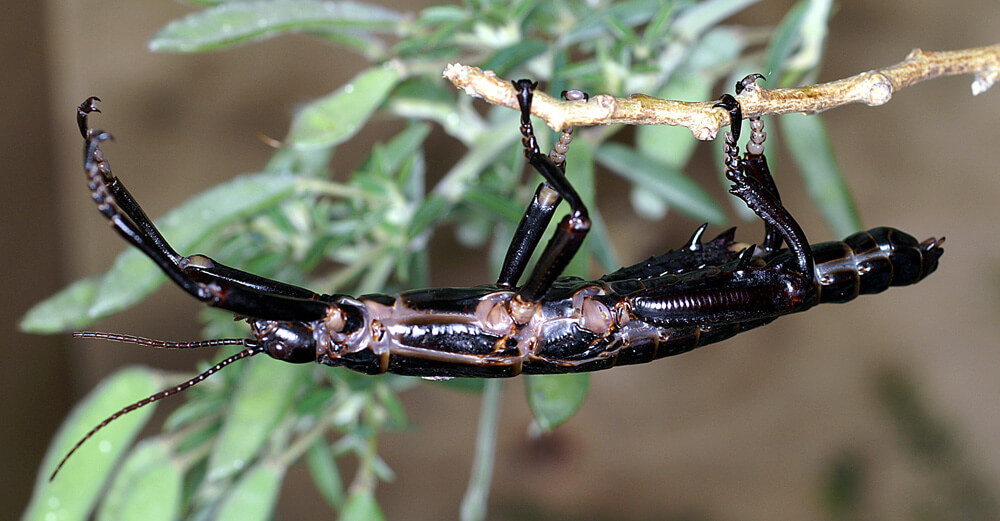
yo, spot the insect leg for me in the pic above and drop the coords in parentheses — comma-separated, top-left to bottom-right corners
(78, 99, 329, 321)
(714, 91, 814, 277)
(506, 80, 592, 308)
(732, 75, 784, 252)
(496, 82, 588, 287)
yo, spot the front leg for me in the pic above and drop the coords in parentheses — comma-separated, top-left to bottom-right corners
(78, 99, 331, 321)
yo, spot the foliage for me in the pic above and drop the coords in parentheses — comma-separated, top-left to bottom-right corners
(22, 0, 849, 519)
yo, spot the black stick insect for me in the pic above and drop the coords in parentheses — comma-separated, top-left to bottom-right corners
(52, 75, 944, 479)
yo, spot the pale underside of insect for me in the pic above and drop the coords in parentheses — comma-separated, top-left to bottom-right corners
(52, 75, 943, 479)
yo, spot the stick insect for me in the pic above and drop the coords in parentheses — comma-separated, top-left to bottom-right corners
(51, 75, 943, 478)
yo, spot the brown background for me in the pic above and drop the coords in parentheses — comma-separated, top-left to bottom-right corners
(3, 1, 998, 519)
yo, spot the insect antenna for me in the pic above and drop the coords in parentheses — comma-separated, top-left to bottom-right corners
(73, 331, 255, 349)
(49, 335, 262, 481)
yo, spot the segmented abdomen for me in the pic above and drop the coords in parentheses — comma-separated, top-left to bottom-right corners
(813, 227, 943, 303)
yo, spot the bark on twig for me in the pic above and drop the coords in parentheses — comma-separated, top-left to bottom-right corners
(443, 44, 999, 140)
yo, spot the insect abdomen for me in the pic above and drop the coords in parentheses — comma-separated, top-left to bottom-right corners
(814, 227, 944, 303)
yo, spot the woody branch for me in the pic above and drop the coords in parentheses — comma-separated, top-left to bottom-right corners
(443, 44, 999, 141)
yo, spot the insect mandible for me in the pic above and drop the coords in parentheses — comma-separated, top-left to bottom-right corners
(51, 74, 943, 479)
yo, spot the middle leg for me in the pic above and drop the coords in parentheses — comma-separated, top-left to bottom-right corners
(496, 83, 590, 289)
(499, 80, 592, 320)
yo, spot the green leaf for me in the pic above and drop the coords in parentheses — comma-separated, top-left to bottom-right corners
(149, 0, 402, 53)
(480, 40, 548, 77)
(686, 26, 746, 74)
(163, 390, 225, 432)
(306, 440, 345, 510)
(762, 0, 833, 86)
(206, 358, 308, 482)
(586, 207, 621, 274)
(375, 384, 409, 428)
(407, 194, 448, 240)
(341, 490, 386, 521)
(461, 379, 501, 521)
(637, 73, 712, 169)
(20, 276, 99, 333)
(22, 368, 161, 521)
(779, 113, 861, 237)
(215, 461, 286, 521)
(672, 0, 761, 42)
(97, 439, 182, 521)
(630, 185, 669, 220)
(386, 78, 461, 134)
(597, 143, 726, 224)
(525, 373, 590, 431)
(820, 451, 866, 520)
(287, 65, 402, 149)
(762, 2, 808, 81)
(88, 173, 301, 320)
(418, 5, 469, 24)
(562, 0, 661, 46)
(370, 123, 432, 179)
(293, 386, 336, 416)
(463, 188, 522, 223)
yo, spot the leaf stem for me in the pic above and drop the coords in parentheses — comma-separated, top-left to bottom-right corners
(460, 379, 503, 521)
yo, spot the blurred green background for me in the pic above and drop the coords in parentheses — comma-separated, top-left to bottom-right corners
(3, 1, 999, 519)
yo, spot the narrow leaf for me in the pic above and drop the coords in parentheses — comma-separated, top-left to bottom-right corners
(762, 2, 808, 80)
(780, 113, 861, 237)
(306, 440, 345, 510)
(525, 373, 590, 431)
(630, 185, 669, 220)
(206, 358, 308, 482)
(597, 143, 725, 224)
(150, 0, 402, 53)
(637, 73, 712, 169)
(465, 186, 521, 225)
(22, 368, 161, 521)
(215, 461, 286, 521)
(480, 40, 548, 77)
(20, 276, 99, 333)
(461, 379, 501, 521)
(97, 439, 182, 521)
(407, 194, 448, 240)
(432, 378, 486, 393)
(672, 0, 760, 42)
(586, 208, 621, 273)
(341, 490, 386, 521)
(287, 65, 402, 149)
(369, 123, 432, 177)
(562, 0, 661, 45)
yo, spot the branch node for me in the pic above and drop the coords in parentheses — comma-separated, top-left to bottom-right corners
(864, 73, 894, 106)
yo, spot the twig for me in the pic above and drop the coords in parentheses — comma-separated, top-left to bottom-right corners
(443, 44, 999, 140)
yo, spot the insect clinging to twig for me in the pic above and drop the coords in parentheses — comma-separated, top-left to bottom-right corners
(51, 75, 943, 479)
